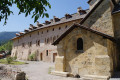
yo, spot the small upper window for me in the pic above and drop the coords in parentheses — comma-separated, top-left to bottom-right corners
(65, 25, 67, 29)
(46, 50, 48, 56)
(59, 27, 61, 30)
(22, 43, 25, 47)
(47, 38, 49, 43)
(47, 30, 49, 32)
(38, 31, 39, 35)
(53, 28, 54, 31)
(30, 41, 32, 47)
(38, 40, 40, 46)
(41, 31, 43, 34)
(77, 38, 83, 50)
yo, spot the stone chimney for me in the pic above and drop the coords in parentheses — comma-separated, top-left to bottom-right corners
(16, 33, 20, 36)
(37, 21, 39, 26)
(77, 7, 86, 15)
(77, 7, 82, 13)
(24, 29, 29, 33)
(45, 20, 51, 25)
(53, 16, 60, 22)
(65, 14, 72, 19)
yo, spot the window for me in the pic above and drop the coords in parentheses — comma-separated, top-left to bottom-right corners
(53, 28, 54, 31)
(77, 38, 83, 50)
(41, 31, 43, 34)
(47, 30, 49, 32)
(45, 38, 46, 43)
(47, 38, 49, 43)
(38, 31, 39, 35)
(29, 41, 32, 47)
(38, 40, 40, 46)
(59, 27, 61, 30)
(22, 43, 25, 47)
(46, 50, 48, 56)
(65, 25, 67, 28)
(30, 34, 31, 37)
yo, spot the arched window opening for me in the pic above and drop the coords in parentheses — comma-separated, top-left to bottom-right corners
(47, 38, 49, 43)
(77, 38, 83, 50)
(46, 50, 48, 56)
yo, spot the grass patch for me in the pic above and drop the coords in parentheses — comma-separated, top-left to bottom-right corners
(0, 59, 26, 65)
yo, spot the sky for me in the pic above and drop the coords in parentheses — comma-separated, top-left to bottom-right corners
(0, 0, 89, 32)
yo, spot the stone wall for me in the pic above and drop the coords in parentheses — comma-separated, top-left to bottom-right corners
(82, 0, 114, 36)
(55, 27, 115, 79)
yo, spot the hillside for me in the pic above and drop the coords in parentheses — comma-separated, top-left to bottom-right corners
(0, 32, 18, 45)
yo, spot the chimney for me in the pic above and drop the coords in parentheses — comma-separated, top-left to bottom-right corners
(16, 33, 20, 36)
(65, 14, 72, 19)
(77, 7, 82, 13)
(37, 21, 39, 26)
(53, 16, 60, 22)
(45, 20, 51, 25)
(77, 7, 86, 15)
(24, 29, 29, 33)
(19, 32, 25, 35)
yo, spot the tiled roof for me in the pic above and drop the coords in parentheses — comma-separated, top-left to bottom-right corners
(12, 10, 89, 40)
(52, 23, 115, 45)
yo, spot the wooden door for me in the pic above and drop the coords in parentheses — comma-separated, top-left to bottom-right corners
(40, 53, 43, 61)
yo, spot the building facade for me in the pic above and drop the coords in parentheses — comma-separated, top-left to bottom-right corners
(11, 8, 88, 62)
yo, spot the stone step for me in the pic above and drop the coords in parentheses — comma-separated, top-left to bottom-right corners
(111, 72, 120, 78)
(109, 78, 120, 80)
(51, 71, 69, 77)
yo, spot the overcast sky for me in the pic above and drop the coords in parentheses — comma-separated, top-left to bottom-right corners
(0, 0, 89, 32)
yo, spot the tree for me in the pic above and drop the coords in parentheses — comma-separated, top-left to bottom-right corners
(0, 40, 13, 52)
(0, 0, 51, 25)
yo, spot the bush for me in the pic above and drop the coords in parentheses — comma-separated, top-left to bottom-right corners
(13, 56, 17, 60)
(28, 53, 36, 61)
(6, 56, 13, 64)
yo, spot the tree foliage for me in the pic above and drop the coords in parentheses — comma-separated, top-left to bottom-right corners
(0, 0, 51, 25)
(0, 40, 13, 52)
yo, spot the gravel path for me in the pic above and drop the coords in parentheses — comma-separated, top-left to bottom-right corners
(17, 61, 80, 80)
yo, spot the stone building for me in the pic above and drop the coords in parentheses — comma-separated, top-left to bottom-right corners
(52, 0, 120, 79)
(11, 8, 88, 62)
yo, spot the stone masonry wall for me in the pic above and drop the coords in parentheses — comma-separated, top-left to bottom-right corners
(82, 0, 114, 36)
(56, 27, 113, 78)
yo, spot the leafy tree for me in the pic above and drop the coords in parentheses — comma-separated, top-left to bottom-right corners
(0, 40, 13, 52)
(0, 0, 51, 25)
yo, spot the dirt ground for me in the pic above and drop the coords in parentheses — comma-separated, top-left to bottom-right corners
(16, 61, 80, 80)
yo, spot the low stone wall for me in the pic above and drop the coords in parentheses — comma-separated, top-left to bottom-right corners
(0, 64, 26, 80)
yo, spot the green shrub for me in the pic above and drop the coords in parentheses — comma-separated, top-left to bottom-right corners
(13, 56, 17, 60)
(6, 56, 13, 64)
(28, 53, 36, 61)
